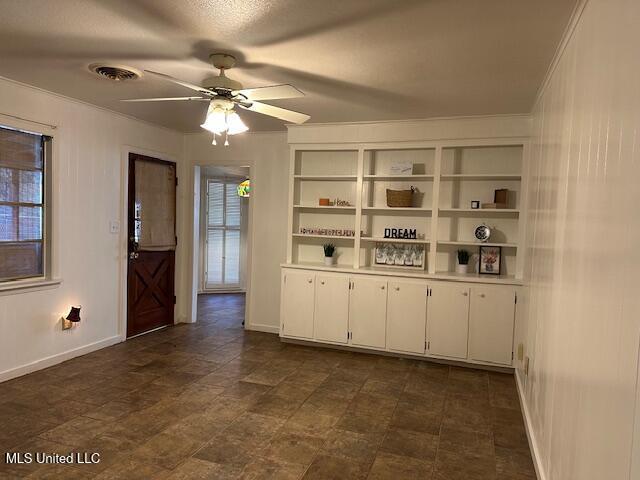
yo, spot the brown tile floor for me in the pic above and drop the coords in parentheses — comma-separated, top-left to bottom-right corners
(0, 293, 536, 479)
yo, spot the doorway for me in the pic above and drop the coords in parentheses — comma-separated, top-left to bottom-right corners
(127, 153, 176, 338)
(200, 166, 250, 293)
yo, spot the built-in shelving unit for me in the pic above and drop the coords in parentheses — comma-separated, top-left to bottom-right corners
(287, 142, 527, 282)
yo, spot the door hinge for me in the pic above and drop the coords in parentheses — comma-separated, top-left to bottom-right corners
(175, 176, 178, 186)
(515, 294, 518, 304)
(173, 295, 177, 304)
(512, 351, 514, 361)
(284, 275, 286, 284)
(426, 340, 430, 350)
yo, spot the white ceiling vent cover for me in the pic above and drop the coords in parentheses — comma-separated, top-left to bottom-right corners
(89, 64, 142, 81)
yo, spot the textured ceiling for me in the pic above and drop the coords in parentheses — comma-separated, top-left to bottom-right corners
(0, 0, 576, 132)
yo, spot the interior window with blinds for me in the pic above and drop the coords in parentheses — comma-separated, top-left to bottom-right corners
(205, 178, 241, 289)
(0, 126, 49, 282)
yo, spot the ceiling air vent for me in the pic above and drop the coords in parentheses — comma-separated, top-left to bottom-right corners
(89, 64, 141, 82)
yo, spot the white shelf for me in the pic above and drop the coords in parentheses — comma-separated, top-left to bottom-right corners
(281, 263, 523, 286)
(363, 174, 434, 180)
(294, 175, 357, 180)
(293, 205, 356, 210)
(292, 233, 356, 240)
(362, 206, 432, 213)
(440, 174, 521, 181)
(439, 208, 519, 215)
(361, 236, 430, 244)
(438, 240, 517, 248)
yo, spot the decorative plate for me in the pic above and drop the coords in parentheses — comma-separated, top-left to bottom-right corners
(474, 224, 491, 242)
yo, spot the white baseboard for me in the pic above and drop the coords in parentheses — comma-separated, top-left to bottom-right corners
(515, 369, 546, 480)
(0, 335, 123, 383)
(246, 323, 279, 334)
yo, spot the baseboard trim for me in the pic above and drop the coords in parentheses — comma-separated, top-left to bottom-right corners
(0, 335, 123, 383)
(246, 324, 279, 334)
(515, 369, 546, 480)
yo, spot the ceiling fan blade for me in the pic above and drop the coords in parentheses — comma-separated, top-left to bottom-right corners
(233, 84, 304, 101)
(144, 70, 214, 95)
(239, 101, 310, 124)
(121, 97, 210, 102)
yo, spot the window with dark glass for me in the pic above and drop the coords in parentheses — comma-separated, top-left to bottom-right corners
(0, 125, 49, 282)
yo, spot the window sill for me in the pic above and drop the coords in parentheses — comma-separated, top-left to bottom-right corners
(0, 278, 63, 296)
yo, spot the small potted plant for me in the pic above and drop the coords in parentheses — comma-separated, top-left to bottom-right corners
(323, 243, 336, 266)
(456, 249, 470, 274)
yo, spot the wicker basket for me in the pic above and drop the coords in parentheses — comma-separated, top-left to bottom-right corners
(386, 187, 414, 207)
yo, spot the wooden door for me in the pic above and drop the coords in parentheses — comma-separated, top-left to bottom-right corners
(127, 154, 176, 338)
(314, 274, 350, 343)
(281, 270, 315, 339)
(468, 285, 516, 365)
(386, 280, 428, 354)
(349, 276, 387, 349)
(427, 283, 470, 359)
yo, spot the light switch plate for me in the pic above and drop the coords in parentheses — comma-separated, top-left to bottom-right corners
(109, 220, 120, 234)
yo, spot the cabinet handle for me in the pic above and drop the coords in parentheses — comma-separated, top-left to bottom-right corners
(462, 291, 468, 296)
(381, 286, 385, 290)
(395, 287, 400, 291)
(320, 281, 325, 285)
(479, 293, 485, 298)
(307, 279, 313, 284)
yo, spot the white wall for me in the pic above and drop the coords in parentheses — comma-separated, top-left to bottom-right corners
(186, 132, 289, 333)
(0, 77, 187, 381)
(516, 1, 640, 479)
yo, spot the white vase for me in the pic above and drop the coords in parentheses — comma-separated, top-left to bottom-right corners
(456, 264, 468, 274)
(324, 256, 335, 266)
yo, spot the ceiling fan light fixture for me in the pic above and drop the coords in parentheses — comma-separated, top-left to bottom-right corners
(201, 105, 228, 134)
(226, 112, 249, 135)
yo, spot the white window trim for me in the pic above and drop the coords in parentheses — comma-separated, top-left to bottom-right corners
(0, 115, 60, 294)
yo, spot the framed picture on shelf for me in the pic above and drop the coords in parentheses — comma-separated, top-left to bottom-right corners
(479, 246, 501, 275)
(374, 243, 425, 269)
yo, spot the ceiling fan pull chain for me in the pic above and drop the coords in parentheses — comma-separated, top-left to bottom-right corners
(224, 131, 230, 147)
(211, 133, 217, 146)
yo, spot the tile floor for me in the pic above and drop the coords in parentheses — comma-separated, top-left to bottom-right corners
(0, 293, 536, 479)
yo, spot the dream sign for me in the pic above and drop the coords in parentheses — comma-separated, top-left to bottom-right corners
(384, 228, 417, 239)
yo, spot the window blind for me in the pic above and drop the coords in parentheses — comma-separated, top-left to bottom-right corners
(0, 127, 46, 282)
(205, 179, 241, 287)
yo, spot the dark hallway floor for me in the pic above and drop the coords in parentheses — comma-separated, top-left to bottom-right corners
(0, 293, 536, 479)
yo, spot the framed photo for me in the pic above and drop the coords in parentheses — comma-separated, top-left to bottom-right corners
(375, 243, 425, 269)
(470, 200, 480, 209)
(479, 246, 501, 275)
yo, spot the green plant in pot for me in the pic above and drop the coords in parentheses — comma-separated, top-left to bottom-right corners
(456, 249, 470, 274)
(323, 243, 336, 266)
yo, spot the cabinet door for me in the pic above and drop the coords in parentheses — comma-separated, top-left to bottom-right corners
(281, 270, 315, 339)
(387, 280, 428, 354)
(349, 276, 387, 349)
(314, 274, 350, 343)
(426, 283, 470, 359)
(468, 286, 516, 365)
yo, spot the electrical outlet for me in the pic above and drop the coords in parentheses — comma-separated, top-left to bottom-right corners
(524, 356, 530, 376)
(517, 343, 524, 361)
(109, 220, 120, 234)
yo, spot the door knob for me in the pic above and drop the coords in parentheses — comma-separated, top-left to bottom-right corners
(479, 293, 486, 298)
(129, 252, 139, 260)
(462, 291, 468, 296)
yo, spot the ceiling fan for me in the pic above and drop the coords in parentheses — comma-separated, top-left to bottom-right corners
(121, 53, 310, 145)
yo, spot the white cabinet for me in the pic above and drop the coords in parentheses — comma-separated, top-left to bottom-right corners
(427, 283, 470, 359)
(281, 270, 315, 339)
(386, 280, 428, 354)
(468, 285, 515, 365)
(314, 274, 350, 343)
(349, 276, 387, 349)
